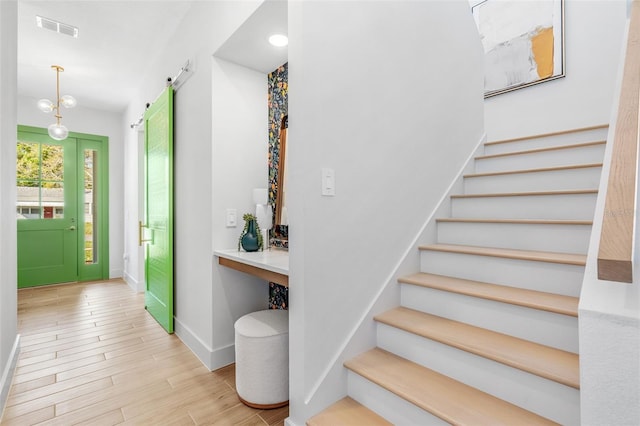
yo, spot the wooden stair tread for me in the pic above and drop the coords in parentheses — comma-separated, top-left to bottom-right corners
(345, 348, 559, 425)
(419, 243, 587, 266)
(436, 218, 592, 226)
(306, 397, 392, 426)
(374, 307, 579, 389)
(399, 272, 579, 317)
(485, 124, 608, 146)
(476, 140, 605, 160)
(451, 189, 598, 198)
(464, 162, 602, 178)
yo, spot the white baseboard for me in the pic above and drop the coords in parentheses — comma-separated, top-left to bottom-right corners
(174, 317, 235, 371)
(123, 271, 144, 293)
(284, 417, 301, 426)
(109, 268, 124, 281)
(0, 334, 20, 420)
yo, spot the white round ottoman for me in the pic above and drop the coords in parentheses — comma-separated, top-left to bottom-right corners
(234, 309, 289, 409)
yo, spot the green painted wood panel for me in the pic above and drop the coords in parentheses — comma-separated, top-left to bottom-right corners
(144, 86, 174, 333)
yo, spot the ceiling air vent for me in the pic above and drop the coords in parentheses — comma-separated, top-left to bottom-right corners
(36, 16, 79, 38)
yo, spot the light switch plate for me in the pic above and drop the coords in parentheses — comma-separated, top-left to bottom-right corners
(226, 209, 237, 227)
(322, 168, 335, 196)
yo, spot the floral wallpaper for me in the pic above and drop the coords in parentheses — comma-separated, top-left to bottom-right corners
(268, 63, 288, 310)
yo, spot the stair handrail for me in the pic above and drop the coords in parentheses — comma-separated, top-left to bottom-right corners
(598, 0, 640, 283)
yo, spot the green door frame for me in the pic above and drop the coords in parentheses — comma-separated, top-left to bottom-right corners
(17, 125, 109, 286)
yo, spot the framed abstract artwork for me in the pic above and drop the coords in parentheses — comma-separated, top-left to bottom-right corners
(472, 0, 565, 98)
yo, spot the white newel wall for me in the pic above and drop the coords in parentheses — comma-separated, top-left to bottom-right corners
(287, 1, 485, 423)
(0, 0, 19, 417)
(578, 4, 640, 425)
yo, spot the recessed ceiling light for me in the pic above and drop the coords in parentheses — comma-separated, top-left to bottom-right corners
(268, 34, 288, 47)
(36, 16, 79, 38)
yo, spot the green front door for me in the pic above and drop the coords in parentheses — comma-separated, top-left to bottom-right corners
(144, 87, 174, 333)
(17, 127, 110, 288)
(17, 131, 78, 287)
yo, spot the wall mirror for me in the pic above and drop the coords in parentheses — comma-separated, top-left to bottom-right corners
(268, 63, 288, 249)
(272, 115, 288, 248)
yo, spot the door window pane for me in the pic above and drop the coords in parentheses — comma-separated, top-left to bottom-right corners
(84, 149, 97, 264)
(16, 141, 64, 219)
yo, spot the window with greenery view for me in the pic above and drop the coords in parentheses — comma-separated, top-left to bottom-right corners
(17, 142, 65, 219)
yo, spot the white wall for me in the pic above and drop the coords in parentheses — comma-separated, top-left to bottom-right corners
(17, 96, 125, 279)
(287, 1, 484, 423)
(0, 0, 19, 417)
(483, 0, 628, 141)
(210, 58, 271, 366)
(123, 0, 269, 370)
(122, 124, 144, 291)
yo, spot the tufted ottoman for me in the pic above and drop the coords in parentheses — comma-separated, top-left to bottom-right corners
(234, 309, 289, 409)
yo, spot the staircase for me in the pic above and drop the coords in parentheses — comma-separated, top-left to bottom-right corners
(307, 125, 608, 426)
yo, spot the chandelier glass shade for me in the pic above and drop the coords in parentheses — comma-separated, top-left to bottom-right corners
(38, 65, 76, 140)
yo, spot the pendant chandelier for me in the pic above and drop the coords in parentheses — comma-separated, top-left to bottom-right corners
(37, 65, 76, 140)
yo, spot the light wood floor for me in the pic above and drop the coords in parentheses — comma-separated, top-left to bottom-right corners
(1, 280, 288, 425)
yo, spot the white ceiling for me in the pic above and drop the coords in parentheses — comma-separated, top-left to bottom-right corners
(18, 1, 288, 113)
(214, 0, 288, 74)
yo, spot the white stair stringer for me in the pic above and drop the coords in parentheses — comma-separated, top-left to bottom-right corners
(375, 324, 580, 425)
(464, 163, 602, 194)
(400, 283, 578, 353)
(483, 125, 608, 155)
(436, 219, 592, 254)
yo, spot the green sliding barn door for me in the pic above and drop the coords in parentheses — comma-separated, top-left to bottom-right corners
(143, 87, 174, 333)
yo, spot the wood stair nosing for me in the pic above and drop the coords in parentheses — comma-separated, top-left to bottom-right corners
(344, 348, 559, 426)
(419, 243, 587, 266)
(398, 272, 579, 317)
(374, 307, 579, 389)
(463, 162, 603, 179)
(450, 189, 598, 199)
(306, 397, 392, 426)
(435, 218, 593, 226)
(475, 140, 606, 160)
(484, 124, 609, 146)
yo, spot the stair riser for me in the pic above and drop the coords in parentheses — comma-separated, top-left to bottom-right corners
(420, 250, 584, 296)
(400, 285, 579, 352)
(464, 166, 602, 194)
(475, 144, 605, 173)
(437, 221, 592, 254)
(484, 128, 608, 155)
(376, 325, 581, 425)
(347, 371, 448, 426)
(451, 193, 597, 220)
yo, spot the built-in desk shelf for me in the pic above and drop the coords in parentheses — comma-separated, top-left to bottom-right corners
(214, 249, 289, 287)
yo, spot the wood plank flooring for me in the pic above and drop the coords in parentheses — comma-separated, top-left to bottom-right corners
(1, 279, 288, 425)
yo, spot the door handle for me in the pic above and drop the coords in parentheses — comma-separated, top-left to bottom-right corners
(68, 225, 76, 231)
(139, 221, 152, 246)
